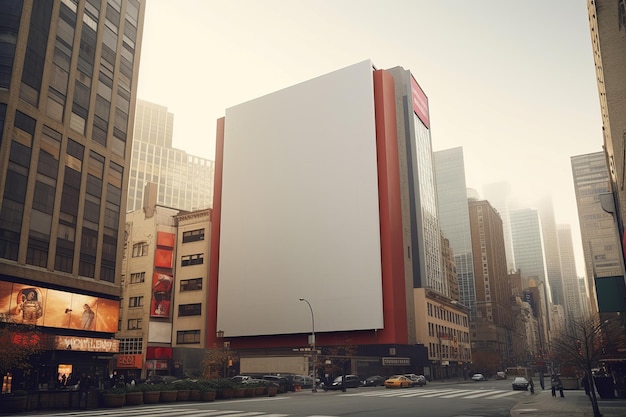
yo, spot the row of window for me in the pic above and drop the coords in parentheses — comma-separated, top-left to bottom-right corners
(127, 297, 202, 317)
(125, 276, 202, 291)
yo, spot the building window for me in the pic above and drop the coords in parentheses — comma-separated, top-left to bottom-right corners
(128, 318, 142, 330)
(132, 242, 148, 257)
(182, 228, 205, 243)
(181, 253, 203, 266)
(129, 296, 143, 308)
(119, 337, 143, 354)
(178, 303, 201, 317)
(180, 278, 202, 291)
(176, 330, 201, 344)
(130, 272, 145, 283)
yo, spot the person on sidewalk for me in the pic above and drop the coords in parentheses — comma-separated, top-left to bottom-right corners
(551, 374, 565, 397)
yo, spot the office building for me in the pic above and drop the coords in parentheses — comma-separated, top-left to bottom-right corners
(434, 147, 476, 318)
(483, 182, 516, 272)
(208, 60, 465, 380)
(116, 186, 211, 379)
(557, 224, 584, 320)
(0, 0, 144, 389)
(510, 208, 551, 356)
(571, 152, 622, 315)
(537, 197, 565, 308)
(467, 199, 514, 372)
(127, 99, 214, 213)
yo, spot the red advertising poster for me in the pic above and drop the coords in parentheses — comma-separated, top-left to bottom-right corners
(0, 280, 119, 332)
(410, 75, 430, 129)
(154, 248, 174, 269)
(150, 273, 173, 317)
(157, 231, 175, 248)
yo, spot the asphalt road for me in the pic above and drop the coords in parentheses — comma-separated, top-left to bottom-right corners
(35, 380, 525, 417)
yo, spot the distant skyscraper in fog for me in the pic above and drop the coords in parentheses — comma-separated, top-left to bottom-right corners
(557, 224, 584, 319)
(434, 147, 476, 316)
(537, 196, 565, 307)
(571, 151, 622, 314)
(127, 99, 214, 212)
(483, 182, 516, 272)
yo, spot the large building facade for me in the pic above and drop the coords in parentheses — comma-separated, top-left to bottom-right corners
(571, 151, 622, 315)
(434, 147, 476, 319)
(127, 99, 214, 213)
(208, 60, 463, 379)
(0, 0, 144, 389)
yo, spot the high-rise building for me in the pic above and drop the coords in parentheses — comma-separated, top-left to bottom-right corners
(557, 224, 584, 320)
(0, 0, 144, 389)
(537, 196, 565, 307)
(127, 99, 214, 212)
(571, 152, 622, 315)
(208, 60, 466, 379)
(587, 0, 626, 256)
(510, 208, 551, 355)
(483, 182, 516, 272)
(434, 147, 476, 317)
(468, 199, 514, 372)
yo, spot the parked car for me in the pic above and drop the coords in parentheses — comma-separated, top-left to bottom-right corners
(145, 375, 179, 384)
(230, 375, 253, 384)
(495, 371, 507, 380)
(404, 374, 427, 386)
(288, 375, 315, 389)
(322, 374, 361, 390)
(362, 375, 386, 387)
(261, 375, 289, 392)
(384, 375, 411, 388)
(512, 377, 529, 391)
(471, 373, 487, 381)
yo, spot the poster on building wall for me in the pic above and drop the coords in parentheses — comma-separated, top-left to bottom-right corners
(150, 273, 173, 317)
(0, 280, 119, 332)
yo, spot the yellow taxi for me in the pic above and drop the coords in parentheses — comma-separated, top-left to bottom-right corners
(384, 375, 411, 388)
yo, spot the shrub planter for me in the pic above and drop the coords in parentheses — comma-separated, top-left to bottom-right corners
(0, 394, 28, 413)
(267, 387, 278, 397)
(102, 393, 126, 408)
(254, 386, 266, 396)
(125, 391, 143, 406)
(244, 387, 254, 397)
(216, 388, 233, 400)
(143, 390, 161, 404)
(176, 390, 191, 401)
(200, 390, 216, 402)
(159, 390, 178, 403)
(189, 390, 201, 401)
(233, 388, 246, 398)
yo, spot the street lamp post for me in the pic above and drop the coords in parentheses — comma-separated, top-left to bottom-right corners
(299, 298, 317, 392)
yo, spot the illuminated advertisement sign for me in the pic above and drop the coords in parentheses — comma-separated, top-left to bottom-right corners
(0, 281, 119, 332)
(53, 336, 119, 352)
(151, 231, 175, 318)
(150, 273, 173, 317)
(410, 75, 429, 129)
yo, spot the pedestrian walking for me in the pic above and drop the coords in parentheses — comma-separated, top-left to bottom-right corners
(529, 377, 535, 394)
(551, 374, 557, 397)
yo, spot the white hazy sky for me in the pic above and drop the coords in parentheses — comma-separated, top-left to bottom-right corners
(137, 0, 601, 275)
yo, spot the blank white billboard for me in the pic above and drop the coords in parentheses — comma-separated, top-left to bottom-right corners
(217, 60, 384, 337)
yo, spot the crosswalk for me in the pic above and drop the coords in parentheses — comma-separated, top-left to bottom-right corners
(37, 406, 295, 417)
(34, 388, 523, 417)
(342, 387, 523, 400)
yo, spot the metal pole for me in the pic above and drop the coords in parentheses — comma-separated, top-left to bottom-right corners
(299, 298, 317, 392)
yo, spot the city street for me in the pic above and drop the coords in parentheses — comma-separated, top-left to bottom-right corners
(35, 380, 525, 417)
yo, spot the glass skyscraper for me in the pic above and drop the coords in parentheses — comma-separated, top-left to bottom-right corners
(127, 99, 214, 212)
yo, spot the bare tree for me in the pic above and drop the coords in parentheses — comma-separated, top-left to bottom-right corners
(550, 315, 622, 417)
(201, 346, 238, 379)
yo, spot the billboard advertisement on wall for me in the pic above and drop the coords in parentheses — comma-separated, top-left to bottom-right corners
(0, 280, 119, 332)
(410, 75, 429, 129)
(151, 231, 175, 318)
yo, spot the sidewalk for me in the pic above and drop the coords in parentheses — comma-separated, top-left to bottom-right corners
(510, 388, 626, 417)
